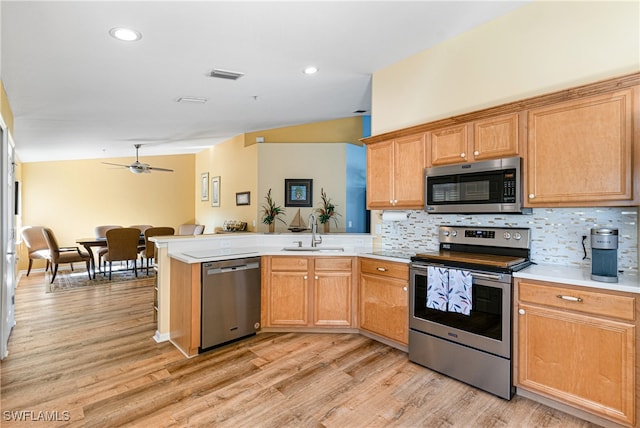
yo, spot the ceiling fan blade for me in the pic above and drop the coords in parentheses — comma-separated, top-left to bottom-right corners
(147, 166, 174, 172)
(101, 162, 130, 168)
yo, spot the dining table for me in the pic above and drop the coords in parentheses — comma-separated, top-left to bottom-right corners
(76, 236, 146, 279)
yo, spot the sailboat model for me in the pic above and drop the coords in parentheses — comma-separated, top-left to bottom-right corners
(288, 209, 308, 232)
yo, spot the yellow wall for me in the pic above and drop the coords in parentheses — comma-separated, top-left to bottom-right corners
(19, 153, 195, 271)
(372, 0, 640, 134)
(195, 135, 258, 233)
(258, 143, 347, 233)
(245, 117, 363, 146)
(0, 81, 14, 134)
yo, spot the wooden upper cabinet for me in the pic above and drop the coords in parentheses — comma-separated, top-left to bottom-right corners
(429, 114, 519, 166)
(473, 113, 519, 161)
(366, 133, 426, 209)
(366, 140, 394, 209)
(429, 124, 469, 166)
(526, 88, 636, 206)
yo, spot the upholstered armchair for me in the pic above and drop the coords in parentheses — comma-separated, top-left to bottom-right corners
(139, 227, 175, 274)
(102, 227, 140, 280)
(20, 226, 50, 276)
(41, 228, 91, 284)
(178, 224, 205, 235)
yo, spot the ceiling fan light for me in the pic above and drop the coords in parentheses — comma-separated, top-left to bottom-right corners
(109, 27, 142, 42)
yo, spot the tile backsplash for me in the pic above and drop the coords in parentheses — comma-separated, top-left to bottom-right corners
(379, 207, 638, 272)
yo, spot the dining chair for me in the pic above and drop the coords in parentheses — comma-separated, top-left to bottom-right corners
(129, 224, 153, 261)
(178, 224, 205, 235)
(20, 226, 51, 276)
(41, 228, 92, 284)
(139, 227, 175, 275)
(94, 225, 122, 272)
(103, 227, 141, 280)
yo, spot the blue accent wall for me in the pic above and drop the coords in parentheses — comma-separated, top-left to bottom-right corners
(345, 115, 370, 233)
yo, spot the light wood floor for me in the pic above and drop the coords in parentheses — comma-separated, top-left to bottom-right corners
(1, 271, 599, 427)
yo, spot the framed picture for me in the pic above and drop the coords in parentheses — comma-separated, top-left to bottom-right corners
(285, 178, 312, 207)
(211, 176, 220, 207)
(200, 172, 209, 201)
(236, 191, 250, 206)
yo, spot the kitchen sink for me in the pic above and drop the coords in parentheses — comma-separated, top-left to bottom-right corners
(281, 246, 344, 252)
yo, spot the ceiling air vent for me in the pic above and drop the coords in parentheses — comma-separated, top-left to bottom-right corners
(208, 68, 244, 80)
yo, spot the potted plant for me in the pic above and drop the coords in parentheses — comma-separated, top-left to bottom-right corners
(316, 188, 340, 233)
(261, 188, 285, 233)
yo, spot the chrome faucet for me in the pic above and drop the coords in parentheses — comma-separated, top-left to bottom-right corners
(308, 213, 323, 247)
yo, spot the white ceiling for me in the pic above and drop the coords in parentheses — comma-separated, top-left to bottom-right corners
(1, 1, 527, 163)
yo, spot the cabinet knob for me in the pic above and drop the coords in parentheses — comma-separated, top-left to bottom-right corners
(315, 275, 319, 280)
(518, 309, 525, 315)
(528, 194, 535, 199)
(403, 287, 407, 292)
(473, 150, 479, 156)
(460, 153, 466, 158)
(303, 275, 308, 280)
(376, 267, 387, 272)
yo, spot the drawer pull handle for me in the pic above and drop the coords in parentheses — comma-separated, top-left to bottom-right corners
(557, 294, 583, 302)
(377, 267, 387, 272)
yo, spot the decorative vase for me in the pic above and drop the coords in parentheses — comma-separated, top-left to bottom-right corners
(323, 222, 330, 234)
(268, 223, 275, 233)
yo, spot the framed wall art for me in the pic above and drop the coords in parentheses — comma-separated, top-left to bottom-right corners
(285, 178, 312, 207)
(201, 172, 209, 201)
(211, 176, 220, 207)
(236, 191, 250, 206)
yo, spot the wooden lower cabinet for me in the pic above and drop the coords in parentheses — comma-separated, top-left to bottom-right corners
(359, 258, 409, 345)
(262, 256, 356, 328)
(515, 278, 637, 426)
(169, 258, 201, 357)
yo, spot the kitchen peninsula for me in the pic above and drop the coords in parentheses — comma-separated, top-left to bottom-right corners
(151, 232, 376, 344)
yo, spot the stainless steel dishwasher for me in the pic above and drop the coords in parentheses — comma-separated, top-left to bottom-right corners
(200, 256, 261, 352)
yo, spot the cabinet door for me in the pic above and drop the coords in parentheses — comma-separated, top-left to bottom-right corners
(366, 140, 394, 209)
(473, 113, 519, 161)
(313, 257, 354, 327)
(359, 273, 408, 345)
(269, 271, 309, 326)
(429, 124, 469, 165)
(393, 134, 426, 208)
(526, 89, 634, 205)
(518, 303, 635, 426)
(314, 271, 352, 327)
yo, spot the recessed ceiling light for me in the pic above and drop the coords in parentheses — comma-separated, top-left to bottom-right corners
(176, 97, 208, 104)
(303, 66, 319, 75)
(109, 27, 142, 42)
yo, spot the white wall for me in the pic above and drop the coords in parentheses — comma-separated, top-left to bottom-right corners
(372, 0, 640, 134)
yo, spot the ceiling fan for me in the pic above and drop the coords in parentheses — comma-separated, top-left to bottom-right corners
(102, 144, 174, 174)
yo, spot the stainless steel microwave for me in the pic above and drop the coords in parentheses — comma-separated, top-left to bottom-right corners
(424, 157, 531, 214)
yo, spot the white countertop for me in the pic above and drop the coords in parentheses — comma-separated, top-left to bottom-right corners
(514, 263, 640, 294)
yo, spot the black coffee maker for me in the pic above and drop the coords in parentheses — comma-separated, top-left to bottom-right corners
(591, 227, 618, 283)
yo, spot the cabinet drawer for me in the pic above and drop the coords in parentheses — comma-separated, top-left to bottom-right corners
(359, 258, 409, 280)
(314, 257, 353, 272)
(270, 256, 308, 272)
(518, 280, 635, 322)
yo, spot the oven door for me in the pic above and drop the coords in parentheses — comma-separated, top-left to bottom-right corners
(409, 262, 512, 358)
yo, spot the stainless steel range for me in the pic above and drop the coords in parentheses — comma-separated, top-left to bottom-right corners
(409, 225, 532, 400)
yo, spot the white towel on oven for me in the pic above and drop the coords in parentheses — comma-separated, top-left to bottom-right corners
(448, 269, 472, 316)
(426, 266, 448, 311)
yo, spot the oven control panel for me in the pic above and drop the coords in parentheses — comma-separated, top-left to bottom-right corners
(439, 226, 530, 249)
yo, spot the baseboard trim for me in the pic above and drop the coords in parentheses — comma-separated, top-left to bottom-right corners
(153, 331, 170, 343)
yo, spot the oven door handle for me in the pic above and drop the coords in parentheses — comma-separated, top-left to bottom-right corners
(470, 272, 503, 281)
